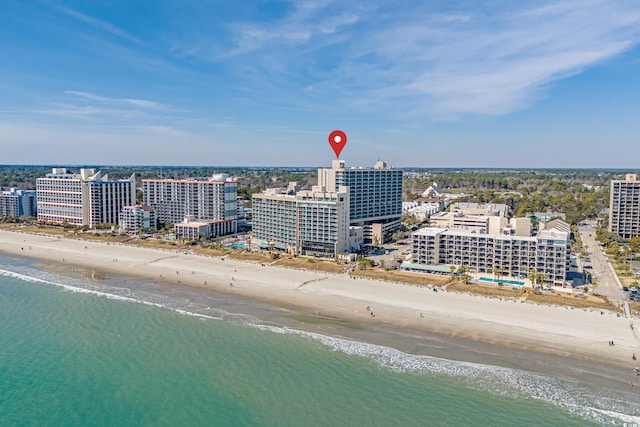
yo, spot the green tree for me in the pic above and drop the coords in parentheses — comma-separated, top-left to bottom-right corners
(392, 231, 406, 243)
(629, 237, 640, 254)
(358, 257, 374, 270)
(450, 265, 457, 279)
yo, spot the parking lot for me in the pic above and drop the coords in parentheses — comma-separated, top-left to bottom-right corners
(364, 242, 412, 269)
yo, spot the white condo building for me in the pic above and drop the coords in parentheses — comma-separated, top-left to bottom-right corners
(0, 188, 37, 218)
(252, 183, 300, 251)
(609, 173, 640, 239)
(409, 220, 570, 286)
(119, 205, 157, 234)
(142, 174, 238, 235)
(317, 160, 403, 244)
(36, 168, 135, 228)
(252, 183, 361, 257)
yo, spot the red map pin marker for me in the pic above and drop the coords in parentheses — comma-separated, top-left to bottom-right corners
(328, 130, 347, 158)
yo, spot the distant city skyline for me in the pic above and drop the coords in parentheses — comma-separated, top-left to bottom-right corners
(1, 1, 640, 168)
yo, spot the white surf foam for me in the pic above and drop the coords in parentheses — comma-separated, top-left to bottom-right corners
(255, 322, 640, 425)
(0, 262, 268, 327)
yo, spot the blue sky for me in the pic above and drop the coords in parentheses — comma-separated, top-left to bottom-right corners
(1, 1, 640, 168)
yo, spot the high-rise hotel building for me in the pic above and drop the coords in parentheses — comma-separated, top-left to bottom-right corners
(142, 174, 238, 235)
(317, 160, 403, 244)
(252, 183, 299, 251)
(36, 168, 135, 227)
(252, 183, 359, 257)
(609, 173, 640, 239)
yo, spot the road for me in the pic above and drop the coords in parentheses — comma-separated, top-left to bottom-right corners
(578, 221, 626, 302)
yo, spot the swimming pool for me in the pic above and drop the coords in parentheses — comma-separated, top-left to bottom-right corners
(478, 277, 525, 286)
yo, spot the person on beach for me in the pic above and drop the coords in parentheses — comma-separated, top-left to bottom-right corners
(634, 353, 637, 361)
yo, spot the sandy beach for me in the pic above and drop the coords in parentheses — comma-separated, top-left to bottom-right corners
(2, 229, 639, 389)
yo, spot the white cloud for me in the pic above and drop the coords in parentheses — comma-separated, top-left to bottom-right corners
(64, 91, 167, 110)
(54, 5, 144, 45)
(182, 0, 640, 118)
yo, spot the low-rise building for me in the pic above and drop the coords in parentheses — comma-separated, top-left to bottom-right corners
(174, 216, 237, 240)
(421, 182, 443, 198)
(449, 202, 508, 217)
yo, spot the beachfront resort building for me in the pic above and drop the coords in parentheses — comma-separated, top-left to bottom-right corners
(36, 168, 135, 228)
(119, 205, 157, 234)
(408, 219, 571, 286)
(317, 160, 403, 244)
(252, 183, 362, 257)
(252, 183, 299, 251)
(142, 174, 238, 236)
(609, 174, 640, 239)
(0, 188, 37, 218)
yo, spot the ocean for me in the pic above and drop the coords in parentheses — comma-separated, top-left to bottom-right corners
(1, 253, 639, 426)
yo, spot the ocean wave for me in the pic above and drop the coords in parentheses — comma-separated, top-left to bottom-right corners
(256, 323, 640, 425)
(2, 264, 638, 424)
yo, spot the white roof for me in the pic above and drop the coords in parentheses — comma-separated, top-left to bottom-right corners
(413, 227, 448, 236)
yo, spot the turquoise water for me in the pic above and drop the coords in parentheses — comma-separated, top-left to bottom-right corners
(0, 257, 638, 426)
(479, 277, 525, 286)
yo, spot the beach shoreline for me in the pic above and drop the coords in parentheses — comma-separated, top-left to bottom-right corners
(1, 229, 639, 392)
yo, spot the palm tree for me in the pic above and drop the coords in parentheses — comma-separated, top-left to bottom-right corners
(529, 269, 538, 288)
(536, 273, 547, 287)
